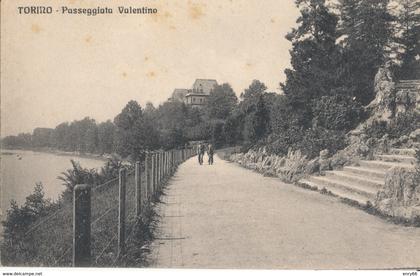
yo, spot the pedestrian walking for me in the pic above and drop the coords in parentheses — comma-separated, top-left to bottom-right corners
(197, 143, 205, 165)
(207, 144, 214, 165)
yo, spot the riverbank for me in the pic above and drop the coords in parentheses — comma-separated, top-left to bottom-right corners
(1, 147, 110, 162)
(1, 149, 106, 215)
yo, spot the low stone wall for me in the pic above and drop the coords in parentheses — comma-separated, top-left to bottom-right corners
(229, 148, 315, 183)
(375, 167, 420, 223)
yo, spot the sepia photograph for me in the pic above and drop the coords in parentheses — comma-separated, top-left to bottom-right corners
(0, 0, 419, 274)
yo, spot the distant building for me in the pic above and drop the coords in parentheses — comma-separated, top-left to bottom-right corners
(169, 79, 218, 108)
(169, 89, 189, 103)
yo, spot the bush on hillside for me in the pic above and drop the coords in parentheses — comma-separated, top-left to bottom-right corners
(267, 126, 347, 160)
(1, 183, 55, 265)
(311, 95, 365, 131)
(362, 111, 419, 141)
(387, 111, 420, 139)
(298, 128, 347, 159)
(57, 159, 100, 198)
(362, 120, 388, 139)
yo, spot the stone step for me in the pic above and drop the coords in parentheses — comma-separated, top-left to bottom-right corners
(396, 81, 420, 87)
(389, 148, 416, 156)
(399, 80, 420, 83)
(343, 166, 386, 179)
(358, 160, 413, 170)
(374, 154, 416, 164)
(396, 83, 420, 87)
(299, 179, 372, 207)
(308, 175, 377, 199)
(324, 170, 383, 189)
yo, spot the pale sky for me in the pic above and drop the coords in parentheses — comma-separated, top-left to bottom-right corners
(1, 0, 299, 136)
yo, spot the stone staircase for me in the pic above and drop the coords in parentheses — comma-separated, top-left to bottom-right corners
(395, 79, 420, 113)
(395, 79, 420, 92)
(298, 147, 417, 207)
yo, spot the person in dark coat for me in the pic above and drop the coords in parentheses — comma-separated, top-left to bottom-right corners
(207, 144, 214, 165)
(197, 143, 205, 165)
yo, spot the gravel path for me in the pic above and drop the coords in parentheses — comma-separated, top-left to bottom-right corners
(148, 155, 420, 269)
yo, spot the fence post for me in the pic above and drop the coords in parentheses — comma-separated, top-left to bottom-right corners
(118, 168, 126, 258)
(173, 150, 175, 169)
(135, 161, 141, 218)
(170, 150, 173, 173)
(160, 151, 164, 181)
(73, 184, 91, 267)
(151, 153, 155, 197)
(165, 151, 168, 177)
(157, 152, 161, 188)
(161, 152, 164, 181)
(156, 153, 159, 191)
(152, 153, 157, 195)
(163, 152, 165, 178)
(145, 153, 149, 202)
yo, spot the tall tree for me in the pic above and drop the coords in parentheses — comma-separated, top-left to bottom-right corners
(97, 120, 116, 154)
(394, 0, 420, 79)
(204, 83, 238, 120)
(239, 80, 270, 143)
(156, 101, 189, 149)
(114, 100, 158, 160)
(282, 0, 342, 111)
(338, 0, 394, 104)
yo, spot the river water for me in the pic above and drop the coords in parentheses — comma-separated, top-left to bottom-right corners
(0, 150, 105, 216)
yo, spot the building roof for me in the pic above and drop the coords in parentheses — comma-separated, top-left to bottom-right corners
(192, 79, 218, 95)
(171, 88, 189, 102)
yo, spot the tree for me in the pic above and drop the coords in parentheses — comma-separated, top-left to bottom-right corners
(338, 0, 394, 104)
(53, 122, 69, 150)
(204, 83, 238, 120)
(282, 0, 342, 108)
(394, 0, 420, 79)
(224, 110, 243, 145)
(32, 128, 54, 148)
(97, 120, 116, 154)
(210, 120, 225, 147)
(24, 183, 50, 217)
(239, 80, 270, 143)
(114, 101, 159, 159)
(1, 133, 32, 149)
(155, 101, 188, 148)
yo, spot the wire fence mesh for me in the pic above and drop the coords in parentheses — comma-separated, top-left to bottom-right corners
(7, 148, 195, 267)
(91, 176, 120, 266)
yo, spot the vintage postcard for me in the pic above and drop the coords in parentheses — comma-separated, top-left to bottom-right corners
(1, 0, 419, 274)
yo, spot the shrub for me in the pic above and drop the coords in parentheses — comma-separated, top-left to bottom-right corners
(363, 120, 388, 139)
(311, 95, 365, 131)
(387, 111, 420, 139)
(279, 149, 309, 183)
(266, 127, 304, 157)
(298, 127, 347, 159)
(57, 159, 100, 197)
(267, 127, 347, 160)
(1, 183, 54, 265)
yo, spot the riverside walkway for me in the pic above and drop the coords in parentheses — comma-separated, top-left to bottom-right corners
(148, 154, 420, 269)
